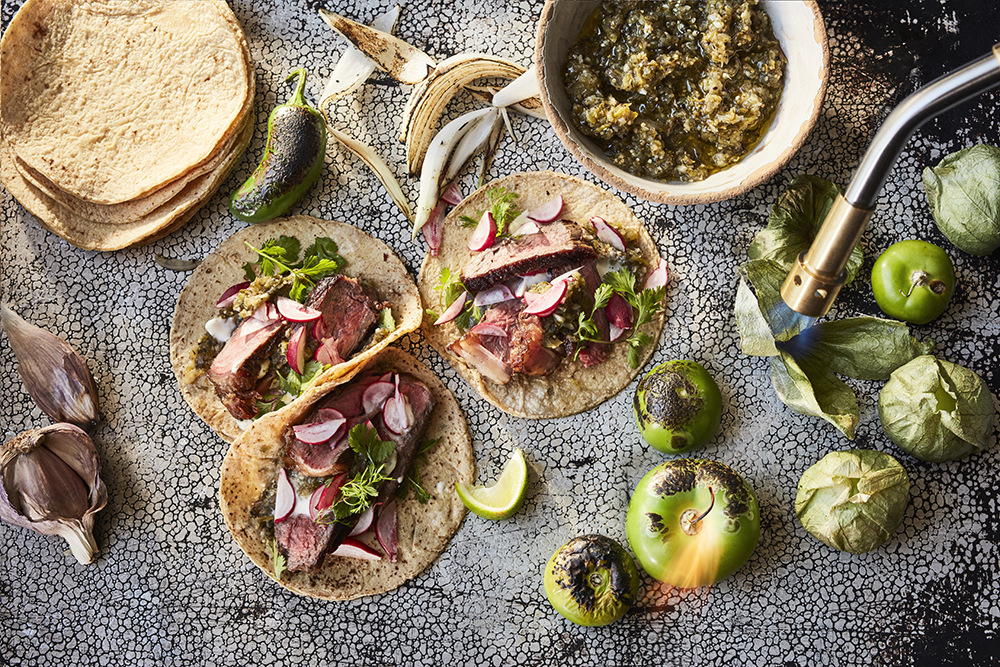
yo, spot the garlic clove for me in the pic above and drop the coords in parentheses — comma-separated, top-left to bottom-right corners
(0, 303, 100, 431)
(0, 424, 108, 564)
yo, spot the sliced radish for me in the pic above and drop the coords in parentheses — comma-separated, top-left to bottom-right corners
(312, 317, 328, 340)
(276, 296, 322, 323)
(527, 195, 563, 223)
(550, 267, 581, 286)
(314, 337, 344, 366)
(522, 291, 540, 306)
(609, 323, 626, 342)
(513, 219, 540, 237)
(434, 291, 468, 326)
(473, 284, 515, 308)
(467, 211, 497, 252)
(362, 381, 395, 414)
(216, 281, 250, 309)
(440, 181, 463, 206)
(376, 501, 398, 563)
(523, 280, 568, 317)
(348, 503, 377, 537)
(422, 202, 446, 256)
(260, 301, 280, 322)
(382, 376, 413, 434)
(644, 257, 670, 291)
(286, 326, 307, 375)
(274, 469, 295, 523)
(316, 408, 345, 422)
(470, 322, 508, 338)
(605, 292, 633, 330)
(591, 216, 626, 252)
(513, 272, 550, 297)
(308, 474, 345, 522)
(293, 417, 346, 445)
(331, 537, 382, 561)
(506, 211, 533, 236)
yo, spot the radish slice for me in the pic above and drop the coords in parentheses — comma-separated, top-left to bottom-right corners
(216, 282, 250, 309)
(308, 474, 345, 522)
(644, 258, 670, 291)
(286, 326, 307, 374)
(276, 296, 322, 323)
(261, 301, 280, 322)
(376, 500, 398, 563)
(521, 291, 540, 306)
(312, 317, 328, 340)
(316, 408, 345, 422)
(468, 210, 497, 252)
(434, 291, 468, 325)
(293, 417, 346, 445)
(440, 180, 463, 206)
(421, 202, 446, 256)
(470, 322, 508, 338)
(382, 377, 413, 434)
(609, 323, 626, 342)
(331, 537, 382, 560)
(527, 195, 563, 223)
(550, 267, 581, 286)
(274, 469, 295, 523)
(513, 219, 540, 237)
(513, 273, 550, 297)
(348, 503, 377, 536)
(591, 216, 626, 252)
(473, 284, 516, 307)
(362, 381, 395, 413)
(522, 280, 567, 317)
(605, 292, 633, 330)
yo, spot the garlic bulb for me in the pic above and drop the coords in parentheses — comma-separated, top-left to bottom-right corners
(0, 303, 100, 430)
(0, 424, 108, 564)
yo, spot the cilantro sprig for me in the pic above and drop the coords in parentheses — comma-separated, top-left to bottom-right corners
(266, 538, 287, 580)
(327, 423, 395, 522)
(459, 187, 521, 238)
(397, 436, 441, 504)
(576, 268, 666, 368)
(429, 266, 481, 330)
(244, 235, 344, 302)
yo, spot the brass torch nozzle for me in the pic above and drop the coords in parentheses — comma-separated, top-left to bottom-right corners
(780, 196, 872, 318)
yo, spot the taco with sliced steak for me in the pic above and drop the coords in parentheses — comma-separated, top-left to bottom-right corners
(170, 215, 422, 442)
(418, 171, 668, 418)
(219, 347, 473, 600)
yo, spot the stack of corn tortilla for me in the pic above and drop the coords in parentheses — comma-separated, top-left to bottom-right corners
(0, 0, 254, 251)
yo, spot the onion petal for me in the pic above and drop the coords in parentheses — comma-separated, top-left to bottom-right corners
(321, 5, 400, 102)
(492, 68, 541, 108)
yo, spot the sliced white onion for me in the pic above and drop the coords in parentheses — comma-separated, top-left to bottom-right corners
(473, 284, 516, 308)
(492, 68, 541, 108)
(445, 107, 502, 183)
(321, 5, 400, 102)
(327, 126, 413, 223)
(317, 9, 435, 85)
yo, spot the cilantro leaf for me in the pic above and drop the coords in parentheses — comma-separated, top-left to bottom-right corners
(573, 268, 665, 368)
(327, 423, 395, 520)
(244, 236, 342, 303)
(266, 539, 287, 580)
(459, 187, 521, 237)
(397, 436, 441, 504)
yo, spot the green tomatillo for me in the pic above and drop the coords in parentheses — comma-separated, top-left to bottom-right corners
(633, 360, 723, 454)
(626, 459, 760, 589)
(870, 240, 955, 325)
(543, 535, 640, 626)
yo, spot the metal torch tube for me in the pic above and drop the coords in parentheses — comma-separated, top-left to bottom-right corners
(781, 45, 1000, 318)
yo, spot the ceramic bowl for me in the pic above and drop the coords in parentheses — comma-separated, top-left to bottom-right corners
(535, 0, 829, 205)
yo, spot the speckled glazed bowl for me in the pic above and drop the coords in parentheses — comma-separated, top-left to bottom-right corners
(536, 0, 829, 205)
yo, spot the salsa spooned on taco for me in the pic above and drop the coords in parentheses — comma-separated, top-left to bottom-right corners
(418, 172, 668, 419)
(219, 348, 473, 601)
(171, 215, 422, 442)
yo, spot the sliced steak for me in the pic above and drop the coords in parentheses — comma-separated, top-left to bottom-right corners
(461, 221, 598, 292)
(509, 312, 560, 376)
(447, 301, 522, 384)
(207, 313, 286, 420)
(307, 275, 386, 365)
(275, 514, 336, 572)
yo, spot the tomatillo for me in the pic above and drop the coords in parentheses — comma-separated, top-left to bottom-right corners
(871, 240, 955, 325)
(633, 360, 723, 454)
(543, 535, 640, 626)
(626, 459, 760, 588)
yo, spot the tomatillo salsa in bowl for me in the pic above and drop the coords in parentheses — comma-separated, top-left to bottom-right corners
(536, 0, 829, 205)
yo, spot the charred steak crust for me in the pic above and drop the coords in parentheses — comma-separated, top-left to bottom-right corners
(460, 221, 598, 293)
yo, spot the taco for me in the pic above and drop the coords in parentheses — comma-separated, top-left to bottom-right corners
(219, 347, 473, 600)
(170, 216, 422, 442)
(418, 171, 668, 418)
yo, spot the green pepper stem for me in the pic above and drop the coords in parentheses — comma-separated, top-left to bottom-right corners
(284, 67, 309, 107)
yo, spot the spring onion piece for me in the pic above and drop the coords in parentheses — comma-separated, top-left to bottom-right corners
(321, 5, 400, 103)
(492, 68, 541, 108)
(325, 125, 413, 223)
(445, 107, 503, 183)
(317, 9, 435, 85)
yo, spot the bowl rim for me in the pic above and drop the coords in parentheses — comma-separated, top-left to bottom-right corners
(534, 0, 830, 206)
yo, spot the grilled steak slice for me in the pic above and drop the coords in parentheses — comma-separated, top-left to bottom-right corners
(274, 514, 336, 572)
(509, 312, 560, 376)
(461, 221, 598, 293)
(307, 275, 385, 365)
(207, 311, 286, 420)
(447, 301, 521, 384)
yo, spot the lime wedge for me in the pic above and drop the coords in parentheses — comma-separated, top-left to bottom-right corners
(456, 448, 528, 520)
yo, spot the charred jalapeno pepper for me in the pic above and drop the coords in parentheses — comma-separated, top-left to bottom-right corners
(870, 239, 956, 325)
(229, 68, 326, 223)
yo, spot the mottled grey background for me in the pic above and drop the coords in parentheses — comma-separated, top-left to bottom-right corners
(2, 1, 999, 665)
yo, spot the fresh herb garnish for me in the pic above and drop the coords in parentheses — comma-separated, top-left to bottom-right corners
(243, 235, 344, 302)
(266, 538, 287, 580)
(575, 268, 665, 368)
(328, 423, 394, 521)
(429, 266, 481, 330)
(397, 436, 441, 504)
(459, 187, 521, 238)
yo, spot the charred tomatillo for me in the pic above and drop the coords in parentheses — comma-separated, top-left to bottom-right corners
(626, 459, 760, 588)
(543, 535, 640, 626)
(634, 360, 723, 454)
(871, 240, 955, 325)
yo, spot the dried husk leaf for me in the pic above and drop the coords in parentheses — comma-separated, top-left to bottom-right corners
(878, 355, 995, 462)
(0, 303, 100, 430)
(795, 449, 909, 554)
(0, 424, 108, 564)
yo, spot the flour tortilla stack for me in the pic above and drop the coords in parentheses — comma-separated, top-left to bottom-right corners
(0, 0, 255, 250)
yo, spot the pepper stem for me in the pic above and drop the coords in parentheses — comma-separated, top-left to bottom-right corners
(284, 67, 309, 107)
